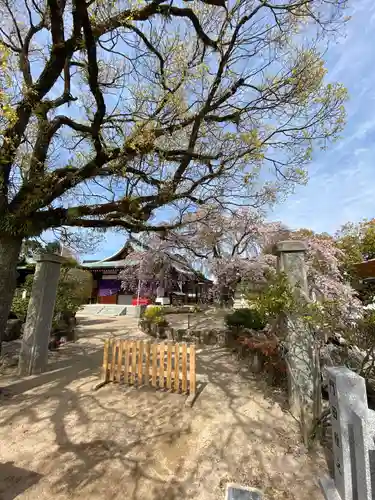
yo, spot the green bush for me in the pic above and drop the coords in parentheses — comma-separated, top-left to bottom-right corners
(11, 291, 29, 321)
(144, 305, 168, 325)
(225, 308, 266, 331)
(249, 272, 295, 321)
(12, 263, 92, 326)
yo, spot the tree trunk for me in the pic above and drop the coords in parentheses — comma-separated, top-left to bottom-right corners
(0, 236, 22, 354)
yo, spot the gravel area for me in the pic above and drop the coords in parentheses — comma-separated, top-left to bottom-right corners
(0, 314, 327, 500)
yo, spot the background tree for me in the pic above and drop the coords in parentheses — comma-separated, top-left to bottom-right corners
(334, 219, 375, 304)
(12, 258, 92, 325)
(335, 219, 375, 275)
(119, 235, 196, 298)
(0, 0, 348, 340)
(20, 238, 74, 260)
(164, 206, 285, 301)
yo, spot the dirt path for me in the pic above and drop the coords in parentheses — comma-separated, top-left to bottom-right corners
(0, 315, 327, 500)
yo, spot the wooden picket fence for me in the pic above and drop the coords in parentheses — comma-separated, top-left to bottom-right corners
(101, 339, 196, 396)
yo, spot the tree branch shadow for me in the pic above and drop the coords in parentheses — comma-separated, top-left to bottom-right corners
(0, 341, 327, 499)
(0, 461, 43, 500)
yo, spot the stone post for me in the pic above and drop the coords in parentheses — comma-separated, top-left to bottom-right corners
(274, 240, 317, 431)
(156, 266, 169, 305)
(18, 253, 65, 376)
(325, 367, 368, 500)
(320, 367, 373, 500)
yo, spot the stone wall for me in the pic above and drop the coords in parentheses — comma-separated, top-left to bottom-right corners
(139, 319, 229, 346)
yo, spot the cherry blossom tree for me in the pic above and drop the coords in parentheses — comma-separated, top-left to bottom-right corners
(162, 207, 286, 300)
(290, 229, 362, 332)
(118, 235, 196, 298)
(119, 208, 362, 329)
(169, 211, 362, 321)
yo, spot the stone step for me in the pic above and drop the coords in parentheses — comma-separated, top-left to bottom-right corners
(79, 304, 127, 316)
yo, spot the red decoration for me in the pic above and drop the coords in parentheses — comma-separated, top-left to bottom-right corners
(132, 298, 151, 305)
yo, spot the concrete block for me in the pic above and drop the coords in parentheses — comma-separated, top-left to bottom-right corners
(325, 367, 368, 500)
(319, 476, 342, 500)
(351, 408, 372, 500)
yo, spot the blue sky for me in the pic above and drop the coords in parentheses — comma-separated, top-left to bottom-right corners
(85, 0, 375, 260)
(273, 0, 375, 234)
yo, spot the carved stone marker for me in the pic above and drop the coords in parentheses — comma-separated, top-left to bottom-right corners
(18, 253, 65, 376)
(225, 484, 263, 500)
(274, 240, 316, 426)
(320, 366, 374, 500)
(328, 367, 366, 500)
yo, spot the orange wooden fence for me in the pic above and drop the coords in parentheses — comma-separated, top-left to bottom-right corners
(101, 339, 196, 396)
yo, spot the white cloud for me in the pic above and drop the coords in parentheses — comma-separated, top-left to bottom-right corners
(274, 0, 375, 234)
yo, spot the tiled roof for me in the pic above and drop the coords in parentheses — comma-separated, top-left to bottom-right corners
(81, 248, 209, 281)
(81, 259, 136, 269)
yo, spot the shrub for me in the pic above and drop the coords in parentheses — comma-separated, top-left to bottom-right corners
(143, 305, 169, 326)
(144, 305, 164, 321)
(11, 291, 29, 322)
(225, 308, 266, 331)
(249, 272, 296, 322)
(12, 263, 92, 326)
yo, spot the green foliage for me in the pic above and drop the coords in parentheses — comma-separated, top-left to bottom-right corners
(54, 265, 92, 324)
(362, 224, 375, 260)
(335, 219, 375, 278)
(249, 273, 297, 321)
(20, 238, 61, 261)
(350, 310, 375, 353)
(344, 310, 375, 379)
(225, 308, 266, 331)
(11, 264, 92, 325)
(144, 305, 168, 326)
(11, 288, 30, 321)
(243, 272, 337, 337)
(44, 241, 61, 254)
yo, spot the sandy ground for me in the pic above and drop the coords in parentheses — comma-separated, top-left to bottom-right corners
(0, 314, 328, 500)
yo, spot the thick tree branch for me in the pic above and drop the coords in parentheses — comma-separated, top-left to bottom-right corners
(94, 2, 218, 50)
(30, 203, 184, 234)
(47, 0, 66, 45)
(75, 0, 105, 153)
(0, 0, 347, 246)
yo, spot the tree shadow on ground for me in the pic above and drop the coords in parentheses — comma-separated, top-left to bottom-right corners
(0, 373, 196, 499)
(196, 345, 289, 410)
(74, 323, 146, 340)
(77, 318, 119, 326)
(193, 346, 327, 495)
(0, 341, 103, 397)
(0, 461, 43, 500)
(0, 341, 327, 500)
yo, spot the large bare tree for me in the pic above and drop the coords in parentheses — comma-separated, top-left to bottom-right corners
(0, 0, 347, 339)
